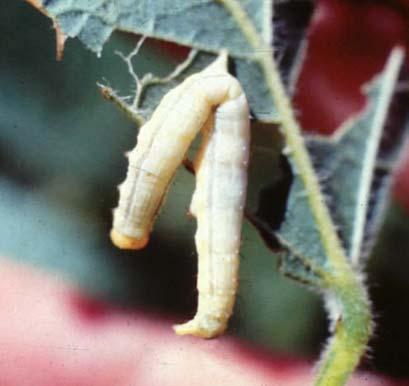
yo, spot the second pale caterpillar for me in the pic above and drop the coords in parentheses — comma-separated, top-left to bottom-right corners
(110, 53, 250, 338)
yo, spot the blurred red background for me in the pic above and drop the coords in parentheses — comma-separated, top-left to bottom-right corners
(0, 258, 402, 386)
(294, 0, 409, 214)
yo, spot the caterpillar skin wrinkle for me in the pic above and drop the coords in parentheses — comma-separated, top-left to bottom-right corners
(111, 53, 250, 338)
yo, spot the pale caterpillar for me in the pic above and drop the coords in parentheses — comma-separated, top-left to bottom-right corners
(110, 52, 250, 338)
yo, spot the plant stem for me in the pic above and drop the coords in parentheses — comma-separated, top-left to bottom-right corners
(97, 84, 145, 126)
(315, 276, 371, 386)
(218, 0, 372, 384)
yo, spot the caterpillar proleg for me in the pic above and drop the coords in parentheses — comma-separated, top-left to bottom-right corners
(111, 52, 250, 338)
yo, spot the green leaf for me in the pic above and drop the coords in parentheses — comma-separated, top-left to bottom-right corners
(277, 48, 405, 285)
(43, 0, 272, 54)
(40, 0, 281, 121)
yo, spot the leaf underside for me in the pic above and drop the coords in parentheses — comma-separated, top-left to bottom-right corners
(276, 48, 406, 285)
(41, 0, 281, 122)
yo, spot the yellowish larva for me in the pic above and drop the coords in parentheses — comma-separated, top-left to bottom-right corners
(174, 94, 250, 338)
(110, 52, 250, 338)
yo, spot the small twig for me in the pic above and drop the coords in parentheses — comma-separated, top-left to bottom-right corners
(99, 42, 199, 129)
(144, 49, 199, 85)
(132, 48, 199, 109)
(116, 38, 199, 111)
(115, 36, 147, 93)
(97, 83, 145, 126)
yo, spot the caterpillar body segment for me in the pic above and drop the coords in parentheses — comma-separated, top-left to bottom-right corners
(174, 94, 250, 338)
(110, 52, 250, 339)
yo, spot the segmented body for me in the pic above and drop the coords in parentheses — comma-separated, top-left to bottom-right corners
(111, 53, 250, 338)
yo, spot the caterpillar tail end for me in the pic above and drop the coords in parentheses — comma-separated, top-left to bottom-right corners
(173, 316, 227, 339)
(110, 229, 149, 250)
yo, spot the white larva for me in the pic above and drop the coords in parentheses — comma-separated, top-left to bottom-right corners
(110, 52, 250, 338)
(174, 93, 250, 338)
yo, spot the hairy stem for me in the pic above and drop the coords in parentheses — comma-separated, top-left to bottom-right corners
(316, 275, 371, 386)
(217, 0, 372, 384)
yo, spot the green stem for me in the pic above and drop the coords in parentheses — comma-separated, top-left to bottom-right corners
(217, 0, 372, 384)
(316, 276, 372, 386)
